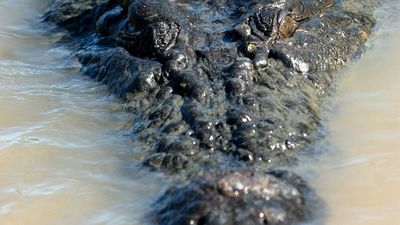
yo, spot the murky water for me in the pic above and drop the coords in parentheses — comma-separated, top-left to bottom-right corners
(1, 0, 399, 224)
(0, 0, 164, 224)
(315, 1, 400, 224)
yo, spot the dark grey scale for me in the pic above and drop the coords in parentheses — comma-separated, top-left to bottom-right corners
(225, 78, 246, 97)
(95, 6, 124, 36)
(287, 0, 334, 21)
(128, 0, 191, 28)
(251, 7, 280, 39)
(134, 21, 180, 58)
(143, 152, 189, 173)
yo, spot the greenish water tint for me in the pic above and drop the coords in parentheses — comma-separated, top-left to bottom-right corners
(0, 0, 165, 224)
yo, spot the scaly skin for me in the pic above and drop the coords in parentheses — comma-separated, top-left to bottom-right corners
(43, 0, 381, 224)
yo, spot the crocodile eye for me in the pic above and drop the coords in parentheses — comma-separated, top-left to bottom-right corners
(277, 11, 296, 38)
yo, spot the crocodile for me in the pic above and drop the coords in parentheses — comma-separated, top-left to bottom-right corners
(43, 0, 382, 224)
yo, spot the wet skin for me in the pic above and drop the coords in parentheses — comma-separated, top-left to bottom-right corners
(43, 0, 376, 224)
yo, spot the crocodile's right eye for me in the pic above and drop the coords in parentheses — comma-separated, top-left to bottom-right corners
(277, 10, 297, 38)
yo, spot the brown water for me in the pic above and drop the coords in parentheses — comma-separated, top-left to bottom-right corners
(1, 0, 399, 224)
(0, 0, 164, 224)
(315, 1, 400, 224)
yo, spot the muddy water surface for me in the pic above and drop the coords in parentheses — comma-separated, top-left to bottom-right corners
(315, 1, 400, 224)
(0, 0, 164, 225)
(1, 0, 400, 225)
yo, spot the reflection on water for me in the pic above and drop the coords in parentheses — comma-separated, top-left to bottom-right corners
(0, 0, 164, 225)
(316, 1, 400, 224)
